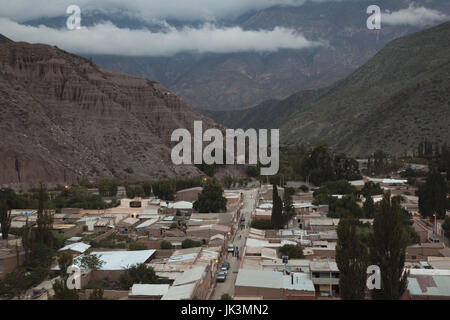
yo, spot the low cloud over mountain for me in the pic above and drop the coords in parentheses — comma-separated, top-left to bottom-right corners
(0, 18, 324, 56)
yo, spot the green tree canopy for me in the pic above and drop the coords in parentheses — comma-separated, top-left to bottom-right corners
(417, 168, 448, 219)
(370, 191, 408, 300)
(279, 244, 304, 259)
(193, 179, 227, 213)
(336, 215, 369, 299)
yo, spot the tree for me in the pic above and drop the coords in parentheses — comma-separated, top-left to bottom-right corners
(363, 196, 375, 219)
(160, 241, 173, 249)
(282, 191, 295, 227)
(279, 244, 304, 259)
(51, 278, 79, 300)
(75, 252, 105, 270)
(222, 176, 233, 189)
(245, 165, 259, 178)
(181, 239, 201, 249)
(36, 184, 54, 246)
(300, 141, 335, 185)
(88, 281, 105, 300)
(119, 263, 167, 290)
(271, 184, 283, 229)
(98, 179, 118, 197)
(417, 168, 448, 219)
(250, 220, 273, 230)
(51, 252, 79, 300)
(370, 191, 408, 300)
(442, 217, 450, 240)
(336, 216, 369, 299)
(129, 242, 148, 251)
(327, 195, 364, 219)
(193, 179, 227, 213)
(221, 293, 233, 300)
(56, 251, 73, 278)
(360, 181, 383, 198)
(0, 201, 12, 239)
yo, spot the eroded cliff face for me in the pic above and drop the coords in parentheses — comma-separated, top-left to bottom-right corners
(0, 41, 217, 188)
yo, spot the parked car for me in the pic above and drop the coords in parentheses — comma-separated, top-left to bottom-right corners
(222, 261, 230, 270)
(217, 271, 226, 282)
(228, 244, 234, 252)
(240, 217, 246, 222)
(220, 267, 228, 275)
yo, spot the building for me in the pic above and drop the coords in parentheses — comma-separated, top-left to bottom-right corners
(128, 284, 170, 300)
(176, 187, 203, 202)
(259, 184, 284, 201)
(58, 242, 91, 256)
(309, 260, 340, 297)
(235, 269, 315, 300)
(54, 249, 157, 283)
(405, 269, 450, 300)
(406, 243, 446, 261)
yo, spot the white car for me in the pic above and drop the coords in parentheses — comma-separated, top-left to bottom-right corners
(228, 244, 234, 252)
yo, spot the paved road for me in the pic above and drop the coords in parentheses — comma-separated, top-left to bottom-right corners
(210, 188, 258, 300)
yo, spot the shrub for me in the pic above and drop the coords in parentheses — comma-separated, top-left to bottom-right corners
(250, 220, 274, 230)
(160, 241, 173, 249)
(279, 244, 304, 259)
(181, 238, 201, 249)
(128, 242, 148, 251)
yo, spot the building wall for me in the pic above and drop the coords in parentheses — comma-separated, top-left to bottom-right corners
(235, 285, 283, 300)
(176, 189, 202, 202)
(406, 245, 445, 261)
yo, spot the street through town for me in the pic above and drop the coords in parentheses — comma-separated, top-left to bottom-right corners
(210, 188, 258, 299)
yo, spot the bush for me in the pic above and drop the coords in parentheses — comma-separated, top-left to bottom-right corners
(299, 185, 309, 192)
(128, 242, 148, 251)
(124, 168, 134, 174)
(181, 238, 201, 249)
(279, 244, 304, 259)
(160, 241, 173, 249)
(221, 293, 233, 300)
(250, 220, 274, 230)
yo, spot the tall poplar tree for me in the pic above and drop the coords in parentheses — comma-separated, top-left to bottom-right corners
(271, 184, 283, 229)
(0, 201, 12, 240)
(363, 195, 375, 219)
(417, 168, 447, 219)
(336, 215, 369, 299)
(370, 191, 408, 300)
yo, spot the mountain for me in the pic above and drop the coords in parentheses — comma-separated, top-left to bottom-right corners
(87, 0, 450, 111)
(0, 34, 12, 43)
(20, 0, 450, 112)
(208, 21, 450, 157)
(0, 37, 218, 188)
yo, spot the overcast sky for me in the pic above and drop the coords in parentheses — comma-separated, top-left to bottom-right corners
(0, 0, 448, 56)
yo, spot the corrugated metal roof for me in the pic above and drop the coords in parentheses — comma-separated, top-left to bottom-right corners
(172, 266, 206, 286)
(58, 242, 90, 253)
(79, 250, 155, 270)
(408, 275, 450, 297)
(236, 269, 283, 288)
(236, 269, 315, 292)
(169, 201, 193, 209)
(129, 284, 170, 297)
(136, 218, 159, 229)
(161, 283, 195, 300)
